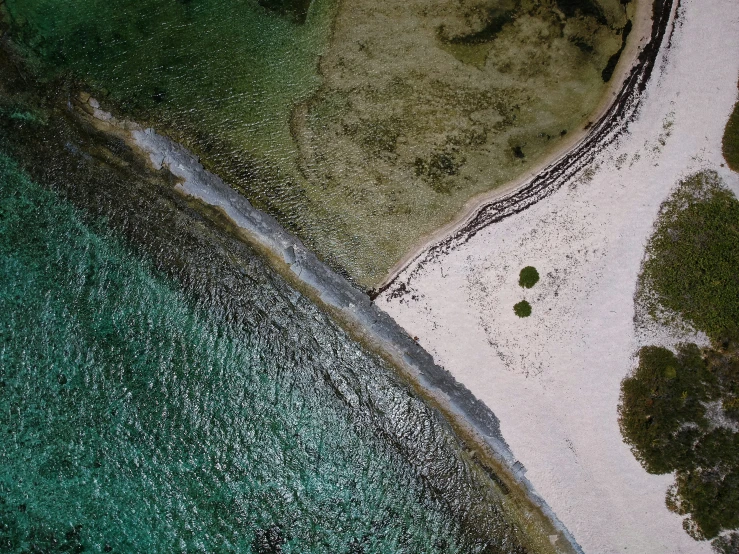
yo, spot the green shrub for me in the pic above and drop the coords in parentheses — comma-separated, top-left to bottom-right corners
(713, 532, 739, 554)
(518, 266, 539, 288)
(621, 171, 739, 540)
(642, 171, 739, 341)
(723, 90, 739, 171)
(513, 300, 531, 317)
(619, 343, 739, 539)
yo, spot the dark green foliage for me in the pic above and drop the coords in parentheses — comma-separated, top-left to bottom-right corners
(642, 171, 739, 341)
(620, 171, 739, 540)
(619, 345, 711, 474)
(723, 92, 739, 171)
(619, 343, 739, 539)
(513, 300, 531, 317)
(518, 266, 539, 289)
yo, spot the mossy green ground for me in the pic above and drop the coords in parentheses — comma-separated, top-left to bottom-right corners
(619, 171, 739, 544)
(1, 0, 633, 287)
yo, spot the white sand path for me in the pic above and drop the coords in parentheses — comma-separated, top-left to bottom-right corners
(380, 0, 739, 552)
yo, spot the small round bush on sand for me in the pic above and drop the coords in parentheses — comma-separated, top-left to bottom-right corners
(514, 300, 531, 317)
(518, 266, 539, 288)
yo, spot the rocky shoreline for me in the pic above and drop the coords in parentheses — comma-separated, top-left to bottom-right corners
(121, 122, 582, 554)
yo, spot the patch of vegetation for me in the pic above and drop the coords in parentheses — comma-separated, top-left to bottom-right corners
(713, 532, 739, 554)
(519, 266, 540, 289)
(641, 171, 739, 341)
(619, 171, 739, 543)
(619, 343, 739, 540)
(514, 300, 532, 318)
(723, 87, 739, 171)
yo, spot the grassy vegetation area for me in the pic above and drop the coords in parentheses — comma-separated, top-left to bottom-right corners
(1, 0, 634, 288)
(723, 85, 739, 171)
(619, 343, 739, 540)
(619, 171, 739, 544)
(519, 267, 540, 289)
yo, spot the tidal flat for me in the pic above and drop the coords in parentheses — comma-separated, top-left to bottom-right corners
(2, 0, 636, 287)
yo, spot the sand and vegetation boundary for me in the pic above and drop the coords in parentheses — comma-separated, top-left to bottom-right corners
(723, 83, 739, 171)
(619, 175, 739, 549)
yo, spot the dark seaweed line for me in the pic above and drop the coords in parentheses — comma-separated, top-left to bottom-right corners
(373, 0, 679, 301)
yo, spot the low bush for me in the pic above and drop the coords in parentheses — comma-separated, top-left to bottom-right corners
(641, 171, 739, 341)
(620, 171, 739, 541)
(518, 266, 539, 289)
(619, 342, 739, 540)
(513, 300, 531, 317)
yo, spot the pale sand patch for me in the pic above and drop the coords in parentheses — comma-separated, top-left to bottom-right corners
(380, 0, 739, 552)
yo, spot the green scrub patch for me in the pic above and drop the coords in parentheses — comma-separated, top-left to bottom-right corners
(620, 171, 739, 544)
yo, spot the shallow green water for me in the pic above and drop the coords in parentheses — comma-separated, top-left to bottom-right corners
(0, 152, 527, 553)
(3, 0, 332, 173)
(1, 0, 631, 288)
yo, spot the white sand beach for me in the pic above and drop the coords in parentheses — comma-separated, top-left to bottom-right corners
(380, 0, 739, 552)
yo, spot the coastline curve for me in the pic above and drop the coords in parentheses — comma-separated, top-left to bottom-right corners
(372, 0, 681, 300)
(69, 92, 585, 552)
(130, 124, 586, 554)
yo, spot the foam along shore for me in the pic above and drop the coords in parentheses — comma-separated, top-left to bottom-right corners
(380, 0, 739, 552)
(73, 99, 581, 552)
(373, 0, 667, 296)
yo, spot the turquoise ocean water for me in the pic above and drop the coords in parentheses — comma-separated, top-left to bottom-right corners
(0, 152, 526, 553)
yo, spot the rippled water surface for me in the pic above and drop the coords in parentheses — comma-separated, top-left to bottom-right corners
(0, 150, 530, 552)
(1, 0, 633, 287)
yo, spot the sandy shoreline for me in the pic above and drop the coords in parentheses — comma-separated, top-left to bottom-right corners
(373, 0, 669, 296)
(380, 0, 739, 551)
(73, 98, 582, 552)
